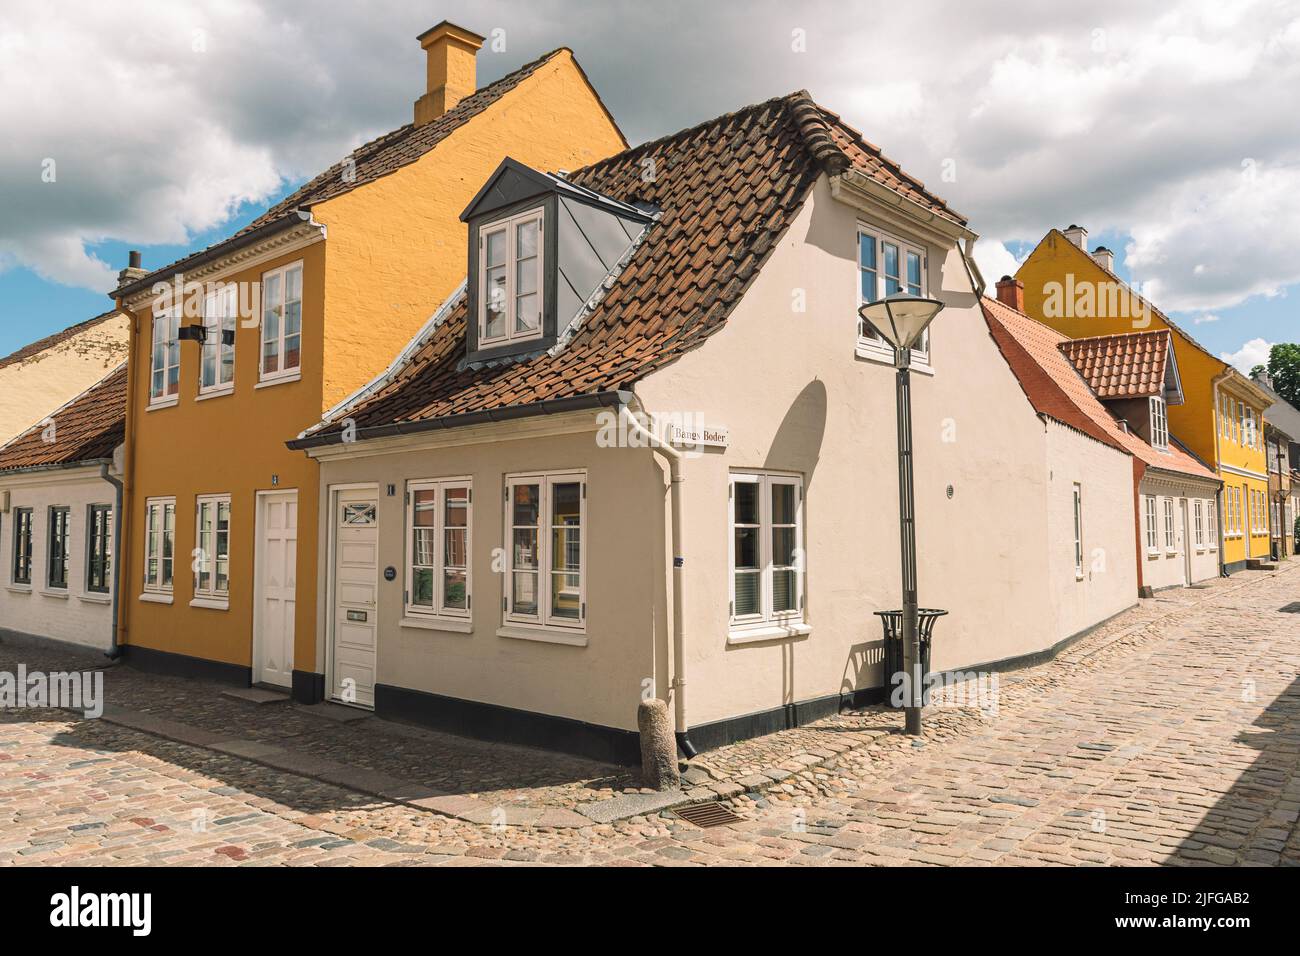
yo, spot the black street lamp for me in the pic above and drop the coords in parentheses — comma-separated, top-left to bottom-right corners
(858, 293, 946, 735)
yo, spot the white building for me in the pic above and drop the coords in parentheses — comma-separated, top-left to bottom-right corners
(0, 365, 126, 652)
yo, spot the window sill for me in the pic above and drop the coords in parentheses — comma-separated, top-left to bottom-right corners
(190, 597, 229, 611)
(855, 341, 935, 375)
(727, 621, 812, 645)
(255, 371, 301, 390)
(402, 615, 472, 634)
(496, 624, 587, 647)
(77, 593, 111, 605)
(39, 589, 69, 600)
(195, 386, 234, 403)
(1146, 551, 1161, 559)
(139, 592, 174, 605)
(5, 584, 32, 594)
(147, 396, 179, 412)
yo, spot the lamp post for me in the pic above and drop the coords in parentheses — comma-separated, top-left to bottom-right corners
(858, 294, 946, 735)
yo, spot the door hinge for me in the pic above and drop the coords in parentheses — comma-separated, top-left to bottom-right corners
(467, 595, 472, 610)
(403, 590, 408, 604)
(581, 602, 586, 618)
(503, 596, 508, 611)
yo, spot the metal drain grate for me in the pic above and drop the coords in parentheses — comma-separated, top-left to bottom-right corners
(1280, 602, 1300, 614)
(672, 801, 742, 828)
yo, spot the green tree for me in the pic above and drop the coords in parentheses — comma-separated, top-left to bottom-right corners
(1267, 343, 1300, 408)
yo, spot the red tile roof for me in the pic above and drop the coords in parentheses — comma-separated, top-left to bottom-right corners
(0, 310, 121, 370)
(1059, 330, 1171, 399)
(982, 297, 1218, 482)
(0, 364, 127, 472)
(294, 91, 965, 446)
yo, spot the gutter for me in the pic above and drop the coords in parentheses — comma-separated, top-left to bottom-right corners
(113, 211, 311, 301)
(289, 390, 631, 451)
(99, 462, 124, 660)
(619, 400, 694, 759)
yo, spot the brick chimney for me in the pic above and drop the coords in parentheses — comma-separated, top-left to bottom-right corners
(117, 249, 147, 288)
(1091, 246, 1114, 272)
(414, 22, 485, 126)
(1062, 224, 1088, 249)
(996, 275, 1024, 312)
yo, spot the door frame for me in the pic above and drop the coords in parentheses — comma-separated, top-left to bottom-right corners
(325, 482, 380, 708)
(1179, 497, 1192, 586)
(252, 488, 299, 688)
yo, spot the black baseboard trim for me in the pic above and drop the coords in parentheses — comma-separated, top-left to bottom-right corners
(936, 603, 1137, 680)
(685, 686, 886, 754)
(119, 644, 251, 687)
(374, 683, 641, 765)
(292, 670, 325, 705)
(1224, 560, 1248, 574)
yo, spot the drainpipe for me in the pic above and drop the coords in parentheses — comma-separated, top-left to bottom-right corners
(1211, 378, 1228, 577)
(115, 300, 140, 648)
(619, 402, 694, 758)
(100, 462, 124, 659)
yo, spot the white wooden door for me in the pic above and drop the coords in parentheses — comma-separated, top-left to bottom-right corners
(254, 491, 297, 688)
(331, 491, 379, 708)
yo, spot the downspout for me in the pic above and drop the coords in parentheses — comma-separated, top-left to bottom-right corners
(1132, 458, 1147, 596)
(1211, 376, 1229, 577)
(115, 301, 140, 648)
(619, 403, 695, 758)
(100, 462, 124, 659)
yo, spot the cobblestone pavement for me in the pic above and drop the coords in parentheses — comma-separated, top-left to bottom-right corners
(1, 564, 1297, 865)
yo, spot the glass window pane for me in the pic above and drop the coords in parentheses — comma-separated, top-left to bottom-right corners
(516, 258, 538, 296)
(413, 528, 436, 567)
(907, 251, 922, 288)
(512, 528, 537, 570)
(512, 483, 539, 526)
(286, 266, 302, 303)
(733, 481, 758, 525)
(444, 488, 467, 527)
(517, 219, 539, 258)
(772, 526, 796, 567)
(858, 233, 876, 269)
(444, 527, 466, 568)
(413, 489, 436, 526)
(515, 295, 539, 332)
(443, 570, 467, 609)
(860, 268, 878, 304)
(771, 483, 795, 525)
(512, 571, 538, 615)
(883, 242, 899, 278)
(772, 569, 796, 613)
(485, 229, 506, 267)
(283, 334, 301, 370)
(551, 572, 580, 619)
(734, 571, 760, 616)
(411, 568, 434, 607)
(734, 527, 759, 570)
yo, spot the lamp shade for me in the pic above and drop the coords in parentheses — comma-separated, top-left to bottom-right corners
(858, 294, 945, 354)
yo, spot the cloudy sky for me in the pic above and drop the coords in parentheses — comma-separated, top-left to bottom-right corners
(2, 0, 1298, 369)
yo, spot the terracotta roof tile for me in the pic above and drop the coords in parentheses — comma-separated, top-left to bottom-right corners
(296, 92, 964, 445)
(982, 297, 1217, 482)
(1059, 331, 1170, 399)
(0, 364, 127, 472)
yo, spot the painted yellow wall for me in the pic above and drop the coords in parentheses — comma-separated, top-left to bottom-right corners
(0, 314, 128, 444)
(1017, 230, 1270, 567)
(313, 49, 627, 411)
(122, 243, 326, 667)
(120, 48, 625, 677)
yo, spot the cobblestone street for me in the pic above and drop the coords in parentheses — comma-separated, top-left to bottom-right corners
(2, 564, 1298, 866)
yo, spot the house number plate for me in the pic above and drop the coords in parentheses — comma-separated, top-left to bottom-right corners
(347, 611, 368, 623)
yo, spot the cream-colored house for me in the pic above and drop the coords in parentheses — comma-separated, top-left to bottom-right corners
(0, 365, 126, 651)
(290, 94, 1140, 760)
(0, 311, 128, 445)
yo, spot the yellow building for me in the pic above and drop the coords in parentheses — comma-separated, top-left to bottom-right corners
(110, 22, 626, 698)
(1017, 226, 1275, 572)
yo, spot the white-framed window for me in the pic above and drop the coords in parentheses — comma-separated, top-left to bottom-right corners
(200, 283, 237, 394)
(730, 471, 805, 625)
(1222, 395, 1231, 440)
(260, 261, 303, 381)
(47, 506, 70, 589)
(86, 503, 113, 594)
(406, 478, 471, 619)
(149, 309, 180, 404)
(1163, 497, 1176, 552)
(857, 223, 929, 359)
(1244, 408, 1255, 449)
(193, 495, 231, 600)
(1149, 396, 1168, 450)
(143, 497, 176, 592)
(1208, 498, 1218, 549)
(479, 208, 544, 348)
(1144, 495, 1159, 554)
(504, 471, 584, 629)
(1194, 499, 1205, 549)
(1272, 500, 1281, 537)
(1235, 402, 1243, 445)
(1072, 483, 1084, 577)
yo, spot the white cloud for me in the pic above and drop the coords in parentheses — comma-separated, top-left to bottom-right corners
(1193, 313, 1221, 324)
(1220, 337, 1275, 373)
(2, 0, 1300, 327)
(972, 238, 1025, 288)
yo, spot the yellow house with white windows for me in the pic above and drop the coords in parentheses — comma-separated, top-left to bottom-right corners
(1017, 226, 1275, 571)
(110, 23, 626, 696)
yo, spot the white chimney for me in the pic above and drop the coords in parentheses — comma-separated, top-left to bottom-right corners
(1091, 246, 1114, 272)
(1063, 224, 1088, 249)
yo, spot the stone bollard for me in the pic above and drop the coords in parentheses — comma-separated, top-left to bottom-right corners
(637, 698, 680, 791)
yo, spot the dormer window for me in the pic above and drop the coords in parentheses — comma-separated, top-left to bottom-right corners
(479, 209, 544, 346)
(1149, 395, 1169, 450)
(460, 158, 652, 366)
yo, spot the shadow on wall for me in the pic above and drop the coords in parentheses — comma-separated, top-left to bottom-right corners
(1167, 671, 1300, 865)
(764, 378, 826, 484)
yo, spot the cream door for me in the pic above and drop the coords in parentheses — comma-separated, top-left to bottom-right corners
(254, 490, 298, 688)
(331, 490, 379, 708)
